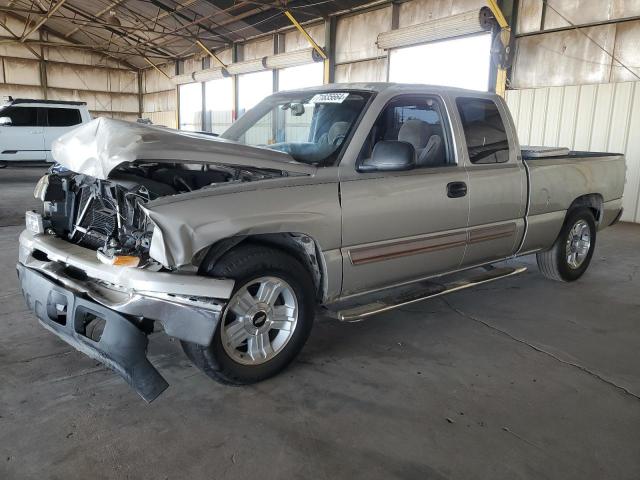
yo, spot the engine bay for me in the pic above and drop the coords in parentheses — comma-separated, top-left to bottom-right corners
(40, 162, 281, 265)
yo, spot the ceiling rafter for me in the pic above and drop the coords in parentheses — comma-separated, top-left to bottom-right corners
(3, 9, 138, 69)
(55, 1, 176, 58)
(20, 0, 67, 41)
(0, 0, 365, 71)
(63, 0, 126, 38)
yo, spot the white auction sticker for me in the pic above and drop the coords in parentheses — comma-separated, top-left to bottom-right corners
(310, 92, 349, 104)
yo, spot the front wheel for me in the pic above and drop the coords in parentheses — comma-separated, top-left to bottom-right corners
(536, 207, 596, 282)
(181, 243, 315, 385)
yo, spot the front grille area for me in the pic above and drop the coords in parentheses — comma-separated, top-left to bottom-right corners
(71, 186, 118, 250)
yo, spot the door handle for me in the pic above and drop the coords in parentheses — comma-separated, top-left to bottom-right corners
(447, 181, 467, 198)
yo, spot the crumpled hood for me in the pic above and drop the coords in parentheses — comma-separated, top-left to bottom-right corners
(52, 117, 316, 179)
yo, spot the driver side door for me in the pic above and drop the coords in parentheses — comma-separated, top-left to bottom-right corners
(339, 93, 470, 296)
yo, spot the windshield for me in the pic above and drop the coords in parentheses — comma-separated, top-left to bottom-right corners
(220, 90, 372, 166)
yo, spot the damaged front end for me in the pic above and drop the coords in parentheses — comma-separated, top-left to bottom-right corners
(17, 118, 316, 401)
(18, 164, 252, 401)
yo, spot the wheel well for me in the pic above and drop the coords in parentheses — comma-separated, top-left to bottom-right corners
(567, 194, 603, 225)
(196, 233, 326, 302)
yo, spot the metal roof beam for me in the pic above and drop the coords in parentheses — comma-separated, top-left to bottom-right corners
(20, 0, 67, 41)
(3, 10, 138, 70)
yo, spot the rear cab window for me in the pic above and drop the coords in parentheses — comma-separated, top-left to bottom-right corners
(456, 97, 510, 164)
(46, 108, 82, 127)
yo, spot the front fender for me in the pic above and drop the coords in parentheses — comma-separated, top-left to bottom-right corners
(143, 182, 342, 268)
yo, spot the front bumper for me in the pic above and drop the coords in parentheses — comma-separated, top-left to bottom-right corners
(18, 229, 235, 401)
(18, 263, 169, 401)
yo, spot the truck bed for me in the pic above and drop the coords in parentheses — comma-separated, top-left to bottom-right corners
(519, 151, 626, 253)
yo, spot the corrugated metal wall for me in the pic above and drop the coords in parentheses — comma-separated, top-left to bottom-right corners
(506, 83, 640, 223)
(142, 63, 177, 129)
(0, 16, 139, 121)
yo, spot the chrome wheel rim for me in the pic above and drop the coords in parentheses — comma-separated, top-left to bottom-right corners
(221, 276, 298, 365)
(565, 219, 591, 269)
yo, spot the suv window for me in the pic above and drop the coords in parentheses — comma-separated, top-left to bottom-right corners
(456, 97, 510, 164)
(358, 95, 451, 168)
(0, 106, 40, 126)
(47, 108, 82, 127)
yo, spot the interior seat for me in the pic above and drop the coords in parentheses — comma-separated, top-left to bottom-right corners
(319, 121, 349, 145)
(397, 119, 445, 167)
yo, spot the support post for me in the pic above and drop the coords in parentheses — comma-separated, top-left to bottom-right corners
(138, 70, 143, 119)
(232, 43, 240, 121)
(486, 0, 511, 97)
(324, 17, 336, 84)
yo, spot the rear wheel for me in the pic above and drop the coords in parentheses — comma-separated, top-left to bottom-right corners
(536, 208, 596, 282)
(181, 243, 315, 385)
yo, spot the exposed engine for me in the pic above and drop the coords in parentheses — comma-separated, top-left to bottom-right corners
(38, 162, 279, 265)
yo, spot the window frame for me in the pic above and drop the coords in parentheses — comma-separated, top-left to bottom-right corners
(454, 96, 512, 166)
(354, 93, 457, 172)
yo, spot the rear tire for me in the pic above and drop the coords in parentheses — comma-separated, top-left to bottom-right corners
(181, 243, 315, 385)
(536, 207, 596, 282)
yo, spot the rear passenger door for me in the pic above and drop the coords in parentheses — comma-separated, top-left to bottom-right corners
(0, 106, 45, 162)
(339, 94, 470, 295)
(44, 107, 83, 162)
(453, 96, 527, 267)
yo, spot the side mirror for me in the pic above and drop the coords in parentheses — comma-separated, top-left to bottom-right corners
(0, 117, 12, 126)
(359, 140, 416, 172)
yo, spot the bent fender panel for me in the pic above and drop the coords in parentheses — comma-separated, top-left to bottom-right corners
(145, 182, 342, 269)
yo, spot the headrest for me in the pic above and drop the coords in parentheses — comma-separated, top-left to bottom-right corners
(328, 121, 349, 144)
(398, 119, 432, 149)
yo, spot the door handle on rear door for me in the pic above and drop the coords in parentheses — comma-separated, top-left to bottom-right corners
(447, 181, 467, 198)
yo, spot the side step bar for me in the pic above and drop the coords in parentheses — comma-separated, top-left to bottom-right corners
(328, 266, 527, 322)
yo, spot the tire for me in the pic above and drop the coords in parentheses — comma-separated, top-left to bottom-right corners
(181, 243, 316, 385)
(536, 207, 597, 282)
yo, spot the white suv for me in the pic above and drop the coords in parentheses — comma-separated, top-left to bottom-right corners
(0, 98, 91, 164)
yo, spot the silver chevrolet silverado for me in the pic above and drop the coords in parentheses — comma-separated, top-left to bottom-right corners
(17, 83, 625, 401)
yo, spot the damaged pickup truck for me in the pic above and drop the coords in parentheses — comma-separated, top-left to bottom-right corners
(17, 83, 625, 401)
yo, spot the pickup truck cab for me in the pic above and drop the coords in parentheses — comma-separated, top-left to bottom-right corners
(16, 83, 625, 401)
(0, 97, 91, 165)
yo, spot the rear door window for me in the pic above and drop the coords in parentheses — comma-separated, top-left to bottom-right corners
(1, 106, 40, 126)
(456, 97, 510, 164)
(46, 108, 82, 127)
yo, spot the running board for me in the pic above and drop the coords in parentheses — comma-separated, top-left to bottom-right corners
(328, 266, 527, 322)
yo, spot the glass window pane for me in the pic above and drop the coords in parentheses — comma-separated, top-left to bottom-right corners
(238, 70, 273, 115)
(2, 106, 39, 126)
(456, 97, 510, 164)
(204, 77, 234, 135)
(179, 83, 203, 131)
(279, 62, 324, 91)
(389, 34, 492, 91)
(358, 95, 449, 168)
(47, 108, 81, 127)
(222, 90, 371, 166)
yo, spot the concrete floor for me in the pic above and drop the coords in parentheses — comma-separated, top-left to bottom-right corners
(1, 167, 639, 480)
